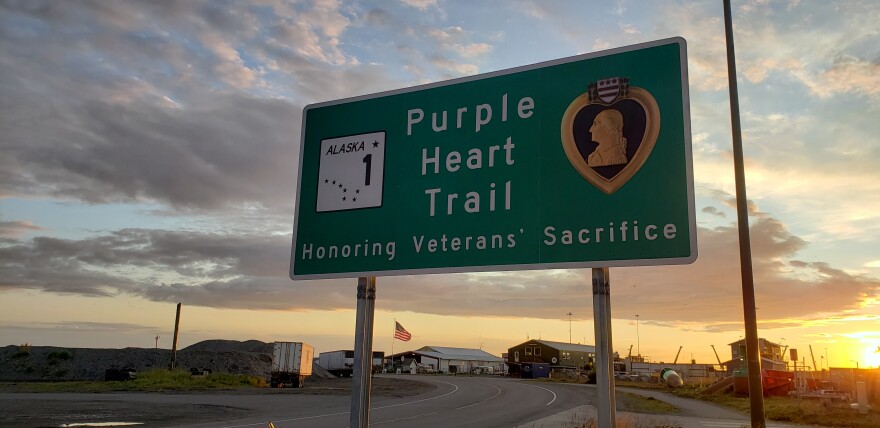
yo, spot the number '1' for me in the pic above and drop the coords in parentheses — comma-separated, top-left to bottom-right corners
(362, 154, 372, 186)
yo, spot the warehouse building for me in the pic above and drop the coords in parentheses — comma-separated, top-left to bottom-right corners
(386, 346, 506, 374)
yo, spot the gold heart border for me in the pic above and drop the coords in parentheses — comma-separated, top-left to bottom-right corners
(560, 87, 661, 195)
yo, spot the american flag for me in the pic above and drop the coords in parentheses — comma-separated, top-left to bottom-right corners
(394, 321, 411, 342)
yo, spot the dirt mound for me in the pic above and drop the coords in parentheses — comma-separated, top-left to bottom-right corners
(0, 343, 273, 381)
(183, 339, 273, 354)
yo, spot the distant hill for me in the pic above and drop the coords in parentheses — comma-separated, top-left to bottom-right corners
(183, 339, 273, 353)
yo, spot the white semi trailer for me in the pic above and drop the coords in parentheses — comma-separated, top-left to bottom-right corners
(318, 350, 385, 377)
(270, 342, 314, 388)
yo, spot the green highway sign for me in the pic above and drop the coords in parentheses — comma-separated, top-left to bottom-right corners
(290, 37, 696, 280)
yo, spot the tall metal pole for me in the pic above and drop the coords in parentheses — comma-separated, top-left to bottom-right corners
(350, 277, 377, 428)
(635, 314, 640, 357)
(567, 312, 573, 343)
(390, 318, 395, 370)
(170, 303, 181, 370)
(723, 1, 765, 426)
(592, 268, 616, 428)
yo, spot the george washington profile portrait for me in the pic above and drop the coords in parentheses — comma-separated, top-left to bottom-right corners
(587, 109, 628, 167)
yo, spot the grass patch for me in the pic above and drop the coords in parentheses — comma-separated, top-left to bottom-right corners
(580, 414, 682, 428)
(617, 391, 679, 414)
(620, 382, 879, 428)
(763, 397, 880, 428)
(0, 369, 267, 393)
(616, 380, 668, 390)
(133, 370, 268, 390)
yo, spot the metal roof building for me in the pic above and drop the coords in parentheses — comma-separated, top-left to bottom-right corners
(387, 346, 506, 374)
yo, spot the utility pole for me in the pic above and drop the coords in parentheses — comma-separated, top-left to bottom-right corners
(171, 303, 181, 370)
(155, 335, 159, 349)
(723, 1, 765, 426)
(567, 312, 573, 343)
(635, 314, 640, 357)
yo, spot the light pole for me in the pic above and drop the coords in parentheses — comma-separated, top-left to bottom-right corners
(567, 312, 573, 344)
(635, 314, 640, 357)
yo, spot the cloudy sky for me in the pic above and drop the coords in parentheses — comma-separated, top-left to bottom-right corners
(1, 0, 879, 369)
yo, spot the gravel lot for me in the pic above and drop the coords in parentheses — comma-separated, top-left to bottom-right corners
(1, 340, 278, 382)
(0, 377, 435, 427)
(1, 341, 435, 427)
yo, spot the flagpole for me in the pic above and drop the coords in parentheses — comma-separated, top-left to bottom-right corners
(391, 318, 395, 369)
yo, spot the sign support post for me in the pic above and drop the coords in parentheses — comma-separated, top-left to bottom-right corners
(592, 267, 616, 427)
(350, 276, 376, 428)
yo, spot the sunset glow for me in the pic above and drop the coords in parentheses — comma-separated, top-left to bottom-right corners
(1, 1, 878, 374)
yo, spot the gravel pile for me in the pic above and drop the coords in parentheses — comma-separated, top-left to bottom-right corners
(0, 340, 276, 381)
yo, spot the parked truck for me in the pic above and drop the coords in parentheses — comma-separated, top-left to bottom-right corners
(318, 350, 385, 377)
(270, 342, 314, 388)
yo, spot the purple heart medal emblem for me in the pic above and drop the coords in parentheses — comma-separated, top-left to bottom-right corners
(560, 77, 660, 194)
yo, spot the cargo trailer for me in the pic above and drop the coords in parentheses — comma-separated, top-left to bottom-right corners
(318, 350, 385, 377)
(270, 342, 314, 388)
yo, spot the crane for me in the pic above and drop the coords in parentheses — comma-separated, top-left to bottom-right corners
(673, 346, 683, 364)
(809, 345, 818, 372)
(710, 345, 724, 368)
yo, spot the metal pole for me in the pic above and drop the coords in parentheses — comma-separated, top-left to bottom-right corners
(722, 1, 765, 426)
(592, 267, 616, 428)
(170, 303, 181, 370)
(350, 277, 376, 428)
(362, 278, 376, 417)
(567, 312, 573, 344)
(390, 318, 395, 370)
(635, 314, 639, 357)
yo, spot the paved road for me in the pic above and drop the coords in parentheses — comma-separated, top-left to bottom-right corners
(196, 376, 587, 428)
(0, 376, 587, 428)
(1, 376, 823, 428)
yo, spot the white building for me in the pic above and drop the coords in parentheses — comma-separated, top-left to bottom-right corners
(388, 346, 506, 374)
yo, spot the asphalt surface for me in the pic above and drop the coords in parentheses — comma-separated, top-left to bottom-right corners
(0, 375, 824, 428)
(1, 376, 585, 428)
(190, 376, 586, 428)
